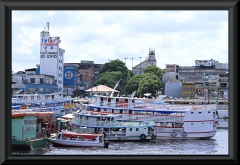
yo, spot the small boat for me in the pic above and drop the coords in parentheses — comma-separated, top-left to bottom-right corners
(46, 131, 109, 148)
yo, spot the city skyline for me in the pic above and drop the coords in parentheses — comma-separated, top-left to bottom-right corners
(12, 10, 228, 73)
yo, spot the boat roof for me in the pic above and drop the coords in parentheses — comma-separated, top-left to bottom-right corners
(73, 112, 120, 118)
(60, 131, 103, 138)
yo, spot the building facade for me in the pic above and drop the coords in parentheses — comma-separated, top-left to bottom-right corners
(164, 79, 182, 98)
(182, 82, 195, 99)
(162, 59, 228, 99)
(40, 22, 64, 92)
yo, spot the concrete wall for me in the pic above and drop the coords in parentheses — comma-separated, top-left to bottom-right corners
(165, 82, 182, 98)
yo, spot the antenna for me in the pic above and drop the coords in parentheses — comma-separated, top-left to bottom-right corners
(47, 22, 50, 32)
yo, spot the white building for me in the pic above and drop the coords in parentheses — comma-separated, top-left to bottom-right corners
(40, 22, 64, 92)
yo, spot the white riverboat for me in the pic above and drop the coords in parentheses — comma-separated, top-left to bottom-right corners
(70, 111, 156, 141)
(82, 94, 218, 140)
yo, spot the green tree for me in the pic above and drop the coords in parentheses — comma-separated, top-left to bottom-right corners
(125, 74, 148, 95)
(137, 73, 161, 98)
(94, 59, 132, 94)
(144, 65, 164, 82)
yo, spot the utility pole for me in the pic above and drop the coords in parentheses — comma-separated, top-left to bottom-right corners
(131, 58, 134, 74)
(139, 57, 142, 74)
(124, 57, 128, 65)
(203, 73, 209, 104)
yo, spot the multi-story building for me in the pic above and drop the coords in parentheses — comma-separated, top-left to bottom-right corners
(162, 59, 228, 99)
(64, 61, 104, 96)
(40, 22, 64, 92)
(24, 68, 58, 94)
(12, 71, 26, 94)
(182, 82, 195, 99)
(63, 64, 79, 97)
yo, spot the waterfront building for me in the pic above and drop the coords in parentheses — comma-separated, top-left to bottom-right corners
(12, 71, 26, 94)
(164, 78, 182, 99)
(162, 59, 228, 100)
(63, 64, 79, 97)
(64, 61, 104, 96)
(40, 22, 65, 92)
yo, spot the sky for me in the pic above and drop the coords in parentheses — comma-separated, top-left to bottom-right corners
(12, 10, 228, 73)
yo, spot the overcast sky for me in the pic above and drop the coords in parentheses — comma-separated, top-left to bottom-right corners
(12, 10, 228, 73)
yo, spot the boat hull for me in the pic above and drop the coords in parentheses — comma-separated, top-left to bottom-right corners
(46, 138, 104, 147)
(156, 131, 216, 140)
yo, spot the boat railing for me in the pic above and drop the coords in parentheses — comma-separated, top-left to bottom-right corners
(94, 101, 217, 111)
(119, 114, 183, 123)
(73, 120, 155, 127)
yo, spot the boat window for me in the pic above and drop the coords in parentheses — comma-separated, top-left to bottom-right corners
(199, 112, 202, 114)
(129, 128, 132, 131)
(202, 123, 204, 124)
(191, 123, 194, 125)
(136, 128, 139, 131)
(191, 112, 194, 114)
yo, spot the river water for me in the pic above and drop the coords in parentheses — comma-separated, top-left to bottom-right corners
(11, 129, 228, 155)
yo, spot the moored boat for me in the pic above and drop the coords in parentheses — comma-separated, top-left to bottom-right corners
(46, 131, 109, 148)
(82, 94, 218, 140)
(71, 111, 156, 141)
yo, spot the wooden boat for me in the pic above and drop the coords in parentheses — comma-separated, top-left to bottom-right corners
(46, 131, 109, 148)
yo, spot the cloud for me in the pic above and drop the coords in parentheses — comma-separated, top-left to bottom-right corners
(12, 10, 228, 72)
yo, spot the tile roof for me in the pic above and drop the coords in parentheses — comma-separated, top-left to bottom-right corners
(85, 85, 119, 92)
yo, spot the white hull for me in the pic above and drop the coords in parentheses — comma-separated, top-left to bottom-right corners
(156, 131, 217, 140)
(47, 138, 104, 147)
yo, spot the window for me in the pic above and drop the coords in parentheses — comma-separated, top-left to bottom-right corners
(30, 78, 35, 83)
(39, 88, 44, 92)
(136, 128, 139, 131)
(40, 78, 44, 84)
(129, 128, 132, 131)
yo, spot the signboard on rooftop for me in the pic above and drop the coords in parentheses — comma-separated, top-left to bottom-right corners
(81, 60, 94, 64)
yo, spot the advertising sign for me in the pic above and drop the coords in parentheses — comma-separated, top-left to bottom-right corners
(40, 36, 58, 59)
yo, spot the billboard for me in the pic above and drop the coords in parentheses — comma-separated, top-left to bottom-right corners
(166, 64, 176, 72)
(40, 33, 58, 59)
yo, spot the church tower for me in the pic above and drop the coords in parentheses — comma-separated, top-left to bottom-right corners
(147, 47, 157, 66)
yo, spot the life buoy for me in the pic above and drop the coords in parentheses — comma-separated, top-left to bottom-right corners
(182, 132, 187, 137)
(104, 97, 107, 101)
(192, 106, 198, 110)
(140, 134, 146, 140)
(171, 131, 177, 137)
(104, 108, 107, 111)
